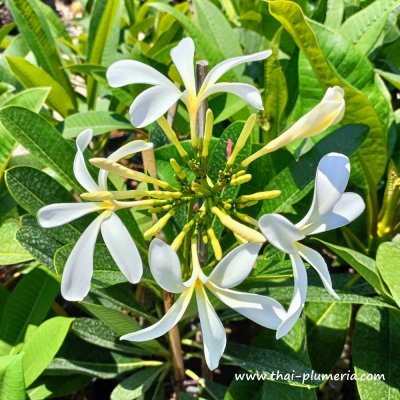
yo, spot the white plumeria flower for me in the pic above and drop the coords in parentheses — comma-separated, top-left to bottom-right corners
(258, 153, 365, 339)
(107, 37, 271, 131)
(38, 129, 153, 301)
(121, 238, 285, 370)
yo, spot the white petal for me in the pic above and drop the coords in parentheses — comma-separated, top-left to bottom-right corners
(38, 202, 100, 228)
(74, 129, 99, 192)
(208, 282, 285, 329)
(106, 60, 173, 87)
(207, 243, 262, 288)
(258, 214, 304, 254)
(121, 287, 194, 341)
(171, 38, 196, 95)
(276, 254, 308, 339)
(98, 140, 154, 190)
(101, 213, 142, 284)
(305, 192, 365, 235)
(148, 239, 185, 293)
(195, 285, 226, 371)
(61, 214, 105, 301)
(199, 82, 263, 110)
(129, 85, 182, 127)
(265, 87, 345, 152)
(297, 153, 350, 233)
(297, 244, 339, 299)
(200, 50, 272, 90)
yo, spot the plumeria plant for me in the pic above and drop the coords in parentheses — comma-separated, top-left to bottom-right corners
(1, 0, 399, 399)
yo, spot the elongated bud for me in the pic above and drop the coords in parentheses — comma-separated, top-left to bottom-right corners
(234, 212, 258, 226)
(171, 218, 196, 251)
(207, 227, 222, 260)
(201, 109, 214, 159)
(226, 114, 256, 169)
(148, 204, 174, 213)
(170, 158, 187, 181)
(230, 174, 252, 186)
(81, 191, 114, 201)
(157, 117, 190, 161)
(231, 170, 246, 179)
(233, 232, 248, 244)
(211, 207, 265, 243)
(237, 200, 258, 209)
(90, 158, 176, 191)
(241, 87, 345, 168)
(115, 199, 168, 209)
(144, 210, 175, 239)
(237, 190, 281, 203)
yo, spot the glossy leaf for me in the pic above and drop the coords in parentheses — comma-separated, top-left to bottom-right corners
(0, 354, 25, 400)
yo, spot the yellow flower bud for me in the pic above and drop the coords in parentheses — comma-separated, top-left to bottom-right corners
(237, 190, 281, 203)
(207, 227, 222, 260)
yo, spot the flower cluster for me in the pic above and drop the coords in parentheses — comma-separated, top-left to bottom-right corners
(38, 37, 364, 370)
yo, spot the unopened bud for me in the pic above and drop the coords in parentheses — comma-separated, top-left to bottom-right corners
(230, 174, 252, 186)
(144, 210, 175, 239)
(238, 190, 281, 203)
(170, 158, 187, 181)
(207, 227, 222, 260)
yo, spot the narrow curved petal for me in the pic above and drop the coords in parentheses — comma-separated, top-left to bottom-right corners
(74, 129, 99, 192)
(297, 244, 339, 299)
(195, 285, 226, 371)
(305, 192, 365, 235)
(38, 202, 100, 228)
(207, 243, 262, 288)
(199, 82, 263, 110)
(61, 213, 105, 301)
(121, 287, 194, 341)
(258, 214, 304, 254)
(101, 213, 142, 284)
(98, 140, 154, 190)
(208, 282, 285, 329)
(200, 50, 272, 90)
(297, 153, 350, 232)
(276, 254, 308, 339)
(129, 85, 182, 127)
(106, 60, 173, 87)
(148, 239, 185, 293)
(171, 37, 196, 95)
(264, 87, 345, 153)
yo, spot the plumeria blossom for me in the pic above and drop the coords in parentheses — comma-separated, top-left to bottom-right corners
(121, 238, 286, 370)
(241, 87, 345, 167)
(38, 129, 153, 301)
(107, 37, 271, 145)
(258, 153, 365, 339)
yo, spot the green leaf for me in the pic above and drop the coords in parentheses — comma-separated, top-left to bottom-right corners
(267, 0, 388, 183)
(258, 124, 367, 215)
(54, 244, 128, 288)
(306, 302, 351, 373)
(0, 218, 33, 265)
(63, 111, 133, 139)
(0, 267, 59, 355)
(339, 0, 399, 54)
(261, 381, 317, 400)
(110, 366, 164, 400)
(0, 107, 78, 189)
(314, 239, 388, 296)
(223, 343, 323, 387)
(376, 242, 400, 307)
(21, 316, 74, 387)
(7, 0, 75, 104)
(86, 0, 122, 107)
(353, 305, 400, 399)
(6, 56, 75, 116)
(0, 354, 25, 400)
(324, 0, 343, 29)
(376, 69, 400, 90)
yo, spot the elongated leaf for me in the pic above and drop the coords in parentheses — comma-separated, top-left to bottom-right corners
(63, 111, 133, 139)
(0, 218, 32, 265)
(0, 354, 25, 400)
(223, 343, 323, 386)
(7, 0, 75, 103)
(306, 302, 351, 373)
(258, 124, 367, 215)
(0, 107, 78, 188)
(339, 0, 399, 54)
(376, 69, 400, 90)
(110, 366, 164, 400)
(353, 306, 400, 399)
(267, 0, 388, 183)
(6, 56, 75, 116)
(21, 317, 74, 386)
(324, 0, 343, 28)
(376, 242, 400, 307)
(0, 267, 59, 355)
